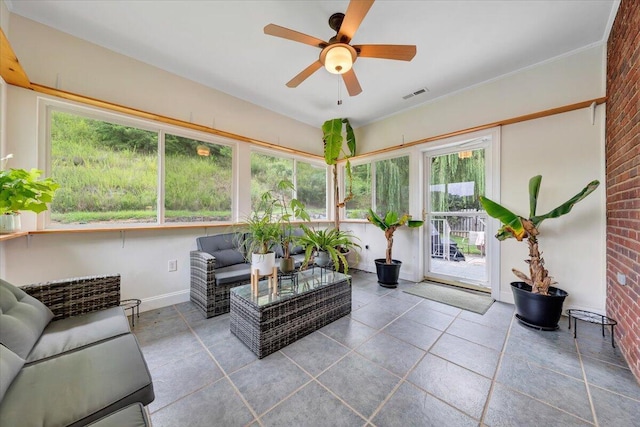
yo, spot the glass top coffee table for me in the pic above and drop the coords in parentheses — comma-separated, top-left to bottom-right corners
(230, 269, 351, 358)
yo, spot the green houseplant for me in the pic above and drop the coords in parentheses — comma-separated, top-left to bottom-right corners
(479, 175, 599, 329)
(322, 118, 356, 229)
(367, 209, 424, 287)
(272, 179, 310, 273)
(0, 167, 60, 233)
(298, 226, 361, 274)
(238, 189, 281, 275)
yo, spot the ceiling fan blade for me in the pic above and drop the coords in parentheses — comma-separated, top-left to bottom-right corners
(337, 0, 375, 43)
(264, 24, 327, 48)
(353, 44, 417, 61)
(286, 60, 323, 88)
(342, 69, 362, 96)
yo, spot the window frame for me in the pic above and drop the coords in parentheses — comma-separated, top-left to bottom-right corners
(342, 151, 413, 220)
(39, 97, 238, 229)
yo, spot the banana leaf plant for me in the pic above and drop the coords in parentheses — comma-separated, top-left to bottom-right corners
(322, 118, 356, 229)
(367, 209, 424, 264)
(479, 175, 599, 295)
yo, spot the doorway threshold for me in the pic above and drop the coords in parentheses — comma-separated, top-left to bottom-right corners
(423, 276, 491, 294)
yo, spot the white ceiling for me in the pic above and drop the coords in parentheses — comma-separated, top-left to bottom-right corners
(6, 1, 618, 128)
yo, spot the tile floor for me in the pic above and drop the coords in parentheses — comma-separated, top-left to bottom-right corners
(132, 270, 640, 427)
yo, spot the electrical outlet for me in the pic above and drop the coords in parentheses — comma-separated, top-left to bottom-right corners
(617, 273, 626, 286)
(168, 260, 177, 272)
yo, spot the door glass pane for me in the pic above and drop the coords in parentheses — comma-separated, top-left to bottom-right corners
(428, 149, 488, 287)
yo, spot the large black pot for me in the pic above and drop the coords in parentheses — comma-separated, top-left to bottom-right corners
(375, 259, 402, 288)
(511, 281, 568, 330)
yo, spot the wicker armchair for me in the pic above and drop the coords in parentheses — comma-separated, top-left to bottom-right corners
(190, 250, 252, 318)
(20, 274, 121, 321)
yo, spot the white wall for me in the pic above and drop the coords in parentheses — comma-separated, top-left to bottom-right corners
(1, 9, 607, 313)
(5, 14, 321, 156)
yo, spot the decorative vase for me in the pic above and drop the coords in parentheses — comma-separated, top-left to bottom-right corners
(314, 251, 331, 267)
(375, 259, 402, 288)
(279, 257, 295, 273)
(511, 281, 568, 330)
(252, 252, 276, 275)
(0, 214, 20, 234)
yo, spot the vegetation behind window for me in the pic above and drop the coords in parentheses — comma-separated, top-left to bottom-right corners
(346, 156, 410, 219)
(375, 156, 409, 215)
(250, 152, 293, 212)
(50, 110, 234, 225)
(346, 163, 371, 219)
(50, 111, 158, 224)
(430, 149, 485, 212)
(296, 161, 326, 219)
(164, 134, 232, 222)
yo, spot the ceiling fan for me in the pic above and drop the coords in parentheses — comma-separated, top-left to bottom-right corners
(264, 0, 416, 96)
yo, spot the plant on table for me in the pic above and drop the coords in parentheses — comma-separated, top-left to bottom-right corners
(0, 162, 60, 233)
(298, 226, 361, 274)
(272, 179, 310, 272)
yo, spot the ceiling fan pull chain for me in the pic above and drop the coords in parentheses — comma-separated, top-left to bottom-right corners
(337, 75, 343, 105)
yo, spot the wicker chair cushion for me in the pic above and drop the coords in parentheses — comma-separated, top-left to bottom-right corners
(210, 248, 246, 269)
(26, 306, 131, 364)
(0, 334, 154, 427)
(0, 345, 24, 402)
(0, 279, 54, 359)
(215, 263, 252, 285)
(87, 402, 150, 427)
(196, 234, 246, 268)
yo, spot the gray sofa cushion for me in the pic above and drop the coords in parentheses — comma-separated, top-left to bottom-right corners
(0, 345, 24, 402)
(26, 306, 131, 364)
(196, 233, 246, 268)
(0, 334, 154, 427)
(0, 279, 54, 359)
(215, 263, 252, 285)
(87, 402, 150, 427)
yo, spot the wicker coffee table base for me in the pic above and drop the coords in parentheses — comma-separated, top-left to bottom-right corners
(230, 276, 351, 359)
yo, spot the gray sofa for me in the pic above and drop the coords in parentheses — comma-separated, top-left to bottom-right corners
(0, 275, 153, 427)
(190, 231, 306, 318)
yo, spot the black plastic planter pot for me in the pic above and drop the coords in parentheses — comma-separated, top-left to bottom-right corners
(375, 259, 402, 288)
(511, 281, 568, 330)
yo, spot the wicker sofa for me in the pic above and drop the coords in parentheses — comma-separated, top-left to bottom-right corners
(0, 275, 153, 427)
(190, 231, 306, 318)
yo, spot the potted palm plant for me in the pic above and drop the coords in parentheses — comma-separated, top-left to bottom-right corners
(367, 209, 424, 287)
(479, 175, 599, 330)
(298, 226, 361, 274)
(0, 166, 60, 233)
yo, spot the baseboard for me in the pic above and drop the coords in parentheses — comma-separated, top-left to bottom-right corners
(139, 289, 190, 313)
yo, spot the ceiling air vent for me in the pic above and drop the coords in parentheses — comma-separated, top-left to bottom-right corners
(402, 87, 429, 100)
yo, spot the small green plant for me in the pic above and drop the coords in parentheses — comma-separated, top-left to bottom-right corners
(298, 226, 361, 273)
(0, 168, 60, 215)
(367, 209, 424, 264)
(273, 179, 310, 259)
(479, 175, 599, 295)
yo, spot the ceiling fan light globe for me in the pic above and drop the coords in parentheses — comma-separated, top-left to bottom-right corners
(324, 45, 353, 75)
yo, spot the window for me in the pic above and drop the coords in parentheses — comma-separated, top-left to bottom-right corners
(250, 152, 327, 219)
(164, 134, 232, 222)
(48, 109, 234, 226)
(296, 161, 327, 219)
(345, 155, 410, 218)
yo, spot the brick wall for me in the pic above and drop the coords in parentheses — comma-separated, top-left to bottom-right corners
(606, 0, 640, 382)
